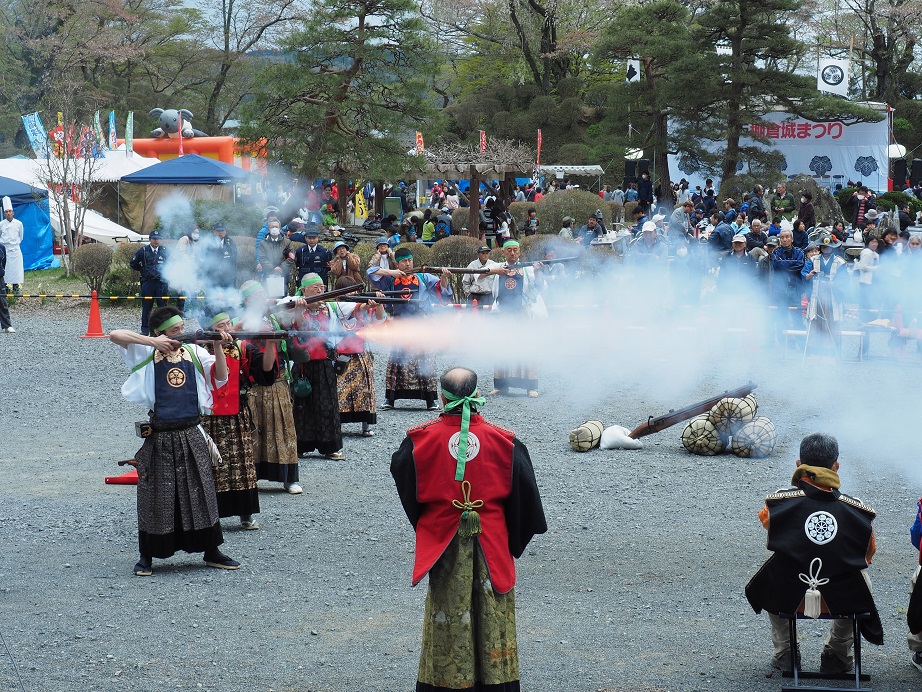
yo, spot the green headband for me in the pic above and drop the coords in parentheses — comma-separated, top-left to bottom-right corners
(502, 240, 520, 248)
(207, 312, 230, 327)
(443, 388, 486, 481)
(241, 282, 263, 299)
(301, 275, 324, 288)
(155, 315, 182, 333)
(396, 253, 413, 261)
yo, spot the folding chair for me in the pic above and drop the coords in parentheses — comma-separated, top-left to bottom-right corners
(776, 610, 872, 692)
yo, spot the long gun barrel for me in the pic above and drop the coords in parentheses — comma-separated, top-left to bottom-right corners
(173, 329, 331, 342)
(270, 283, 365, 312)
(627, 382, 757, 439)
(336, 295, 420, 304)
(508, 256, 580, 268)
(359, 290, 422, 297)
(413, 266, 491, 275)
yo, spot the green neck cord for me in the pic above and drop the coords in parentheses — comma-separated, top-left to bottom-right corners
(442, 389, 486, 481)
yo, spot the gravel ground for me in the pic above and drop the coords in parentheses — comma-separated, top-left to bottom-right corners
(2, 299, 922, 692)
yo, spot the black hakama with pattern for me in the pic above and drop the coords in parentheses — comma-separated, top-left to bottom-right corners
(292, 359, 342, 455)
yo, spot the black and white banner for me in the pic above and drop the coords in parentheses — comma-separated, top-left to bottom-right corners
(817, 59, 850, 97)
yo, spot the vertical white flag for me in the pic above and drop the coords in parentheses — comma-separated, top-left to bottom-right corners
(817, 59, 850, 97)
(626, 60, 641, 83)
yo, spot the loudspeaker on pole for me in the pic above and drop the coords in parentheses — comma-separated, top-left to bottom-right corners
(910, 159, 922, 187)
(893, 159, 908, 187)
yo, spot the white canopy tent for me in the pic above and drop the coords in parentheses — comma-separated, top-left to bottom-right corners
(49, 199, 145, 246)
(536, 165, 605, 190)
(536, 165, 605, 178)
(0, 152, 159, 238)
(0, 152, 159, 187)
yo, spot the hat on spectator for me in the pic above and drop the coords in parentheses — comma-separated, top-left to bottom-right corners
(562, 216, 575, 224)
(477, 245, 491, 253)
(641, 221, 657, 233)
(305, 227, 319, 237)
(375, 237, 389, 247)
(816, 231, 842, 248)
(332, 240, 348, 252)
(732, 233, 747, 243)
(765, 236, 780, 246)
(652, 213, 666, 223)
(149, 229, 161, 239)
(864, 209, 879, 221)
(213, 222, 226, 232)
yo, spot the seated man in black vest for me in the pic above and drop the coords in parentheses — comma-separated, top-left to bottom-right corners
(746, 432, 882, 675)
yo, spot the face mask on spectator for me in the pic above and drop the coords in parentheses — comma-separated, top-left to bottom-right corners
(270, 227, 280, 237)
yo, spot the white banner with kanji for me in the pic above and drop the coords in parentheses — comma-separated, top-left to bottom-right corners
(669, 108, 889, 192)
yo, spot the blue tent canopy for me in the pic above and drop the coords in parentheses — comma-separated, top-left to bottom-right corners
(0, 175, 53, 271)
(120, 154, 248, 185)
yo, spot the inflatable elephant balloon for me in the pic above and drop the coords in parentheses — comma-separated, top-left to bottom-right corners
(149, 108, 208, 139)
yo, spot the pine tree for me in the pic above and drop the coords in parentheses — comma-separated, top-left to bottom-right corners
(592, 0, 695, 192)
(241, 0, 437, 187)
(690, 0, 881, 182)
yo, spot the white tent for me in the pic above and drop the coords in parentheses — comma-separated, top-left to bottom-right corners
(0, 153, 159, 237)
(536, 165, 605, 178)
(50, 200, 145, 246)
(0, 152, 159, 187)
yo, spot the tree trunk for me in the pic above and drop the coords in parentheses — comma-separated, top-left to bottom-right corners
(643, 59, 672, 205)
(721, 28, 746, 184)
(468, 167, 480, 238)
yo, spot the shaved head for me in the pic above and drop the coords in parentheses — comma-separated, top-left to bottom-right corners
(441, 367, 478, 399)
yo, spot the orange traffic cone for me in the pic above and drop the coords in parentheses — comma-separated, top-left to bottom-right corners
(80, 290, 106, 338)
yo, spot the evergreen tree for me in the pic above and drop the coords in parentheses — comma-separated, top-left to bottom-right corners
(592, 0, 695, 192)
(242, 0, 437, 186)
(690, 0, 881, 182)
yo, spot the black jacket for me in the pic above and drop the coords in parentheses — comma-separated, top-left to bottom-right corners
(130, 244, 169, 284)
(747, 193, 765, 222)
(295, 243, 333, 282)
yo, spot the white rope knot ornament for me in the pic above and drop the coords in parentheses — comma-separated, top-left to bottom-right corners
(798, 557, 830, 619)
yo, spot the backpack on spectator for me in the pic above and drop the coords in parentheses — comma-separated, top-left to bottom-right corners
(434, 218, 451, 240)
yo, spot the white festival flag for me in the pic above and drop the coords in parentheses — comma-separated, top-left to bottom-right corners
(817, 59, 850, 97)
(626, 60, 641, 83)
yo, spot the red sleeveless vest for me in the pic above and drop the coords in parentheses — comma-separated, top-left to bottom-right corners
(408, 414, 517, 593)
(209, 341, 244, 415)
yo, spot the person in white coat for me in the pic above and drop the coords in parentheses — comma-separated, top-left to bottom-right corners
(0, 197, 24, 295)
